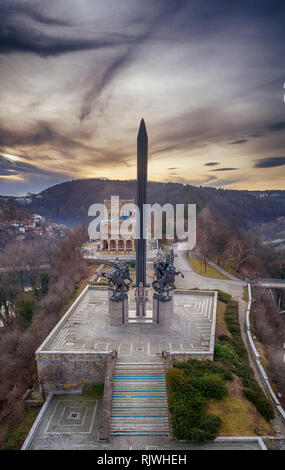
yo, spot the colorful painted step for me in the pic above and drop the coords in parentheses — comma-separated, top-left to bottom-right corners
(110, 362, 169, 437)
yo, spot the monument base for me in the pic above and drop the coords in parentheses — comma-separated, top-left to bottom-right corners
(108, 289, 128, 326)
(153, 294, 173, 326)
(134, 283, 148, 317)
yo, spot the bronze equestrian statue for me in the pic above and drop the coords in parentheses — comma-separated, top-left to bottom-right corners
(152, 249, 184, 301)
(102, 259, 132, 301)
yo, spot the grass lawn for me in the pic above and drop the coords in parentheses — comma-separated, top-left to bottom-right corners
(215, 301, 228, 339)
(82, 382, 104, 399)
(187, 257, 229, 280)
(222, 264, 240, 277)
(207, 375, 274, 436)
(243, 286, 249, 301)
(252, 337, 271, 374)
(3, 407, 41, 450)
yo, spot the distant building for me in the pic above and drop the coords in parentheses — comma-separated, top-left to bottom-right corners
(98, 199, 136, 253)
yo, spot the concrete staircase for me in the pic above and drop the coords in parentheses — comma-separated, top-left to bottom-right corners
(110, 361, 169, 437)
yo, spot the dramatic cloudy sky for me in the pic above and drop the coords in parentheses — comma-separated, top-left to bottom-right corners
(0, 0, 285, 195)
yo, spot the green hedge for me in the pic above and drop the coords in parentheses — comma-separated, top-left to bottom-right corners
(214, 343, 238, 362)
(167, 360, 230, 442)
(216, 290, 232, 303)
(243, 388, 275, 422)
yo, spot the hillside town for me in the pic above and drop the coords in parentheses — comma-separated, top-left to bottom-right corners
(0, 212, 68, 246)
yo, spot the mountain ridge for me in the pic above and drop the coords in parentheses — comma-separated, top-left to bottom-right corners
(2, 178, 285, 229)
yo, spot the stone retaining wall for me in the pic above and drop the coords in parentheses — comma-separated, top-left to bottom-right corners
(35, 284, 90, 353)
(171, 351, 213, 362)
(98, 353, 117, 441)
(37, 351, 112, 394)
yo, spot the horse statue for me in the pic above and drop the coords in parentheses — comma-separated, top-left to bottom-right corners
(102, 259, 132, 301)
(152, 249, 184, 300)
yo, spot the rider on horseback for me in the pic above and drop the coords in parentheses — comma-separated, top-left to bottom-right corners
(152, 249, 184, 300)
(102, 258, 132, 301)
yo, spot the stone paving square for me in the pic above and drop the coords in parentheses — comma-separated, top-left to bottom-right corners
(27, 394, 102, 449)
(40, 287, 217, 361)
(45, 399, 98, 434)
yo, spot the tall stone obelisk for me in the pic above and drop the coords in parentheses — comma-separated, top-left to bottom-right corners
(134, 118, 149, 317)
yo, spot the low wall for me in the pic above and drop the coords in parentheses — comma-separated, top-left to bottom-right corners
(171, 351, 213, 362)
(35, 284, 90, 353)
(245, 283, 285, 424)
(162, 353, 174, 439)
(98, 353, 117, 441)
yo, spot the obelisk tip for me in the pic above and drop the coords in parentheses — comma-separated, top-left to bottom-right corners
(138, 118, 147, 136)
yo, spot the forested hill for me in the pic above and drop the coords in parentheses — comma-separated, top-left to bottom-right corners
(3, 178, 285, 229)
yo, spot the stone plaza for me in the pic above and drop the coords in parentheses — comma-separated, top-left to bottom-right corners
(36, 284, 217, 392)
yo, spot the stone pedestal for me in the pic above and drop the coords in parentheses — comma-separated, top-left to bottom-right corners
(134, 282, 148, 317)
(153, 294, 173, 326)
(108, 289, 128, 326)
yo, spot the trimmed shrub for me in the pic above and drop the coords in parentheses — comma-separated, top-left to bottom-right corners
(176, 359, 232, 381)
(199, 373, 228, 400)
(214, 343, 237, 362)
(167, 367, 188, 390)
(217, 290, 231, 304)
(243, 388, 274, 421)
(167, 362, 230, 443)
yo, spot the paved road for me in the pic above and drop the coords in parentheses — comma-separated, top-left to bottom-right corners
(174, 250, 246, 299)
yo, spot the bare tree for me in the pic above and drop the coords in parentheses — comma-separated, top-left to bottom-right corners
(224, 237, 252, 272)
(197, 208, 213, 271)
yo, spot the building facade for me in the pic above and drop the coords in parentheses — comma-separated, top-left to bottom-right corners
(99, 199, 136, 253)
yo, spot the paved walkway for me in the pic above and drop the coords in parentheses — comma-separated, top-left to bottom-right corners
(44, 288, 215, 360)
(174, 250, 246, 298)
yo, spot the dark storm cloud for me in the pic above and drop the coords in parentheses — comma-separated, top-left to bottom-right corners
(267, 121, 285, 132)
(0, 151, 70, 195)
(0, 0, 71, 27)
(0, 25, 139, 57)
(1, 0, 285, 193)
(230, 139, 248, 145)
(0, 121, 133, 168)
(211, 168, 239, 172)
(79, 50, 134, 122)
(0, 153, 67, 178)
(248, 122, 285, 139)
(0, 121, 94, 150)
(152, 107, 258, 156)
(78, 0, 187, 122)
(254, 157, 285, 168)
(0, 0, 146, 57)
